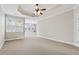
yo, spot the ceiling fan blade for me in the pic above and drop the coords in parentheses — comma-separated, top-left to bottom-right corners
(40, 12, 43, 15)
(41, 9, 46, 11)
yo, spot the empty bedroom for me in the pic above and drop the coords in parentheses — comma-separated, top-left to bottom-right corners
(0, 4, 79, 55)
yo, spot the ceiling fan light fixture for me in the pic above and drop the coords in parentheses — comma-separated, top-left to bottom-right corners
(35, 6, 38, 10)
(18, 4, 46, 17)
(34, 11, 38, 15)
(38, 11, 41, 15)
(36, 4, 38, 6)
(33, 4, 46, 16)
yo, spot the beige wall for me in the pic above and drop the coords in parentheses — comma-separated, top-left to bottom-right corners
(0, 5, 5, 49)
(38, 10, 74, 43)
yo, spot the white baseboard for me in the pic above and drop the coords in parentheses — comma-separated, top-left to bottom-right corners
(73, 42, 79, 47)
(39, 35, 76, 46)
(5, 37, 25, 41)
(0, 41, 4, 49)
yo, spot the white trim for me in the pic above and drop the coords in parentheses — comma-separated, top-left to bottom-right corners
(39, 35, 77, 47)
(73, 44, 79, 47)
(40, 35, 79, 47)
(0, 41, 4, 49)
(73, 5, 79, 47)
(38, 6, 75, 22)
(73, 4, 77, 47)
(5, 37, 25, 41)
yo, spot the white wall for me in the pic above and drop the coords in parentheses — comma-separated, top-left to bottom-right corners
(0, 5, 5, 49)
(25, 19, 37, 24)
(38, 10, 74, 44)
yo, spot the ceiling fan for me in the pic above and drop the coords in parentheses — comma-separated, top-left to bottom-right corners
(17, 4, 46, 17)
(34, 4, 46, 15)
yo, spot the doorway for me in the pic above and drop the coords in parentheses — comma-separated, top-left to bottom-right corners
(25, 20, 37, 37)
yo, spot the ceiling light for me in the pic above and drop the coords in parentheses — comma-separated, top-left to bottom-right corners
(34, 4, 46, 16)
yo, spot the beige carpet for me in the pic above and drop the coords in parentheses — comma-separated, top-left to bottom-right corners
(0, 37, 79, 55)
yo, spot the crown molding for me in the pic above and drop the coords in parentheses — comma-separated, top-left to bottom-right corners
(37, 5, 77, 22)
